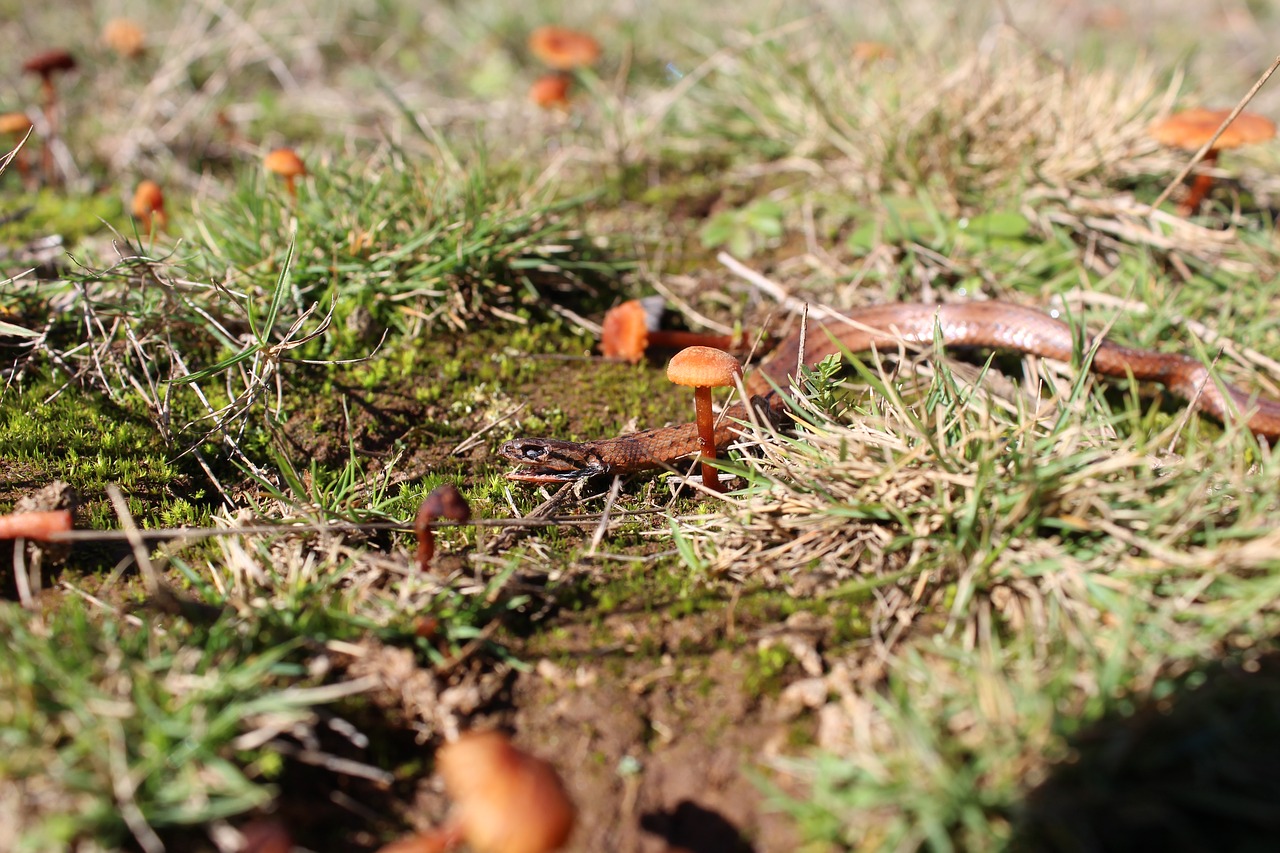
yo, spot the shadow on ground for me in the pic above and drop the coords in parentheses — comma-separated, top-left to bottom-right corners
(1012, 649, 1280, 852)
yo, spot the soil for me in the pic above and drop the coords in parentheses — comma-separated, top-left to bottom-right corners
(509, 646, 811, 853)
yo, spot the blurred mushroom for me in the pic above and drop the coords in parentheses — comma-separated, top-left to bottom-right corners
(527, 26, 600, 71)
(0, 111, 34, 188)
(0, 509, 71, 541)
(264, 147, 306, 200)
(102, 19, 146, 59)
(415, 484, 471, 571)
(851, 41, 893, 64)
(131, 179, 166, 236)
(666, 346, 743, 492)
(601, 297, 740, 365)
(1149, 107, 1276, 214)
(236, 816, 293, 853)
(529, 73, 572, 111)
(21, 49, 76, 186)
(437, 730, 575, 853)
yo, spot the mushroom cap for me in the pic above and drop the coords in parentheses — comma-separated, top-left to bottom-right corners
(667, 346, 742, 389)
(529, 73, 572, 109)
(1149, 108, 1277, 150)
(264, 147, 306, 178)
(851, 41, 893, 64)
(23, 49, 76, 76)
(131, 180, 165, 218)
(102, 19, 146, 59)
(528, 26, 601, 71)
(421, 483, 470, 524)
(600, 299, 652, 363)
(437, 730, 575, 853)
(0, 112, 33, 135)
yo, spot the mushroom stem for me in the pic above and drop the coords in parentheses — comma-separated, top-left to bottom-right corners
(666, 346, 742, 494)
(39, 84, 58, 187)
(1179, 149, 1220, 215)
(21, 50, 76, 188)
(690, 385, 721, 491)
(647, 330, 737, 352)
(414, 484, 471, 572)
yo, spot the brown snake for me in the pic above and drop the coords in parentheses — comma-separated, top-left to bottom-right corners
(499, 302, 1280, 482)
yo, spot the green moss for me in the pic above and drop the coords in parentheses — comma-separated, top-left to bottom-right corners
(0, 190, 123, 245)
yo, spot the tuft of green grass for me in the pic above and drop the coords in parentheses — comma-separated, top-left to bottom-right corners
(191, 152, 628, 342)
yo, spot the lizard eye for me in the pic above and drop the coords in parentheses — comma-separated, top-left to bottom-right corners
(520, 444, 546, 461)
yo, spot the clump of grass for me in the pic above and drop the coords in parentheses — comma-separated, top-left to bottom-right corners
(0, 601, 313, 850)
(676, 319, 1280, 846)
(191, 150, 627, 337)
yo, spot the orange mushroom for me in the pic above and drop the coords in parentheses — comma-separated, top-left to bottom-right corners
(414, 484, 471, 572)
(437, 730, 575, 853)
(131, 180, 167, 236)
(851, 41, 893, 64)
(666, 346, 743, 493)
(1149, 107, 1276, 214)
(0, 112, 34, 188)
(600, 298, 739, 365)
(529, 73, 572, 111)
(0, 509, 72, 541)
(102, 19, 146, 59)
(23, 49, 76, 107)
(527, 26, 600, 71)
(22, 49, 76, 186)
(263, 147, 306, 200)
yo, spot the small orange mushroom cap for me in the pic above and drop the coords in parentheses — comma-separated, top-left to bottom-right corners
(529, 73, 572, 110)
(528, 26, 601, 71)
(102, 19, 146, 59)
(1149, 108, 1276, 151)
(131, 180, 167, 234)
(23, 49, 77, 77)
(264, 147, 306, 179)
(851, 41, 894, 64)
(666, 345, 743, 390)
(437, 730, 575, 853)
(0, 112, 33, 135)
(600, 299, 653, 363)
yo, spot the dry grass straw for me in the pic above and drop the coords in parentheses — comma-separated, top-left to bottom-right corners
(677, 343, 1280, 654)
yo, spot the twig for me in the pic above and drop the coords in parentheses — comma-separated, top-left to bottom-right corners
(587, 476, 623, 557)
(717, 252, 842, 320)
(106, 484, 161, 595)
(452, 404, 525, 457)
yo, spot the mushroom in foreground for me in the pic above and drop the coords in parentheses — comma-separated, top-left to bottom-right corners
(264, 147, 306, 200)
(0, 112, 34, 188)
(22, 49, 76, 185)
(375, 730, 574, 853)
(437, 730, 575, 853)
(1149, 107, 1276, 215)
(601, 297, 740, 364)
(0, 509, 72, 541)
(415, 484, 471, 572)
(131, 180, 167, 236)
(527, 26, 600, 71)
(666, 346, 743, 492)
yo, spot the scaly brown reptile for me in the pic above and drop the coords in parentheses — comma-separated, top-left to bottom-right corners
(499, 301, 1280, 482)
